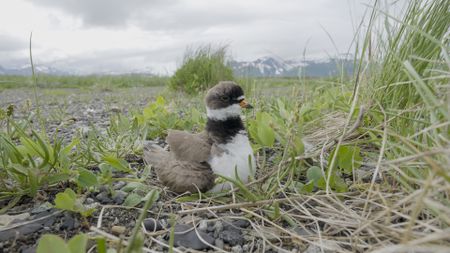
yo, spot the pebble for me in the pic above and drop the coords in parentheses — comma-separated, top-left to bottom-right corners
(21, 246, 36, 253)
(231, 245, 243, 253)
(213, 221, 223, 238)
(220, 228, 244, 246)
(112, 190, 127, 205)
(231, 219, 250, 228)
(113, 181, 127, 190)
(143, 218, 163, 232)
(173, 224, 214, 250)
(293, 227, 311, 236)
(214, 238, 224, 249)
(30, 202, 53, 214)
(110, 106, 121, 113)
(198, 220, 208, 232)
(60, 213, 77, 230)
(304, 241, 342, 253)
(84, 198, 95, 205)
(111, 226, 126, 236)
(95, 191, 113, 204)
(0, 223, 41, 242)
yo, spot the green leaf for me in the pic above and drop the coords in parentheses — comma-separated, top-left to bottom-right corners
(96, 237, 107, 253)
(68, 234, 88, 253)
(121, 182, 144, 192)
(303, 180, 315, 192)
(102, 156, 130, 172)
(335, 146, 362, 174)
(257, 123, 275, 147)
(65, 188, 77, 200)
(123, 193, 142, 207)
(142, 190, 160, 203)
(333, 174, 348, 192)
(54, 189, 76, 211)
(37, 234, 70, 253)
(46, 173, 72, 185)
(77, 168, 98, 188)
(292, 135, 304, 155)
(306, 166, 322, 185)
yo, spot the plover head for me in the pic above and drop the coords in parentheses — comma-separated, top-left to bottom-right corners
(205, 81, 252, 121)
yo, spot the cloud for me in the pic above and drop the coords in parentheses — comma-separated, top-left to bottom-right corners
(0, 34, 27, 52)
(4, 0, 374, 73)
(25, 0, 171, 28)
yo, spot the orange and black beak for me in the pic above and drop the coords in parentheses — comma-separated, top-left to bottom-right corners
(239, 99, 253, 109)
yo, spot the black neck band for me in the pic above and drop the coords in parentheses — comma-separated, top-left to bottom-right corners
(206, 117, 245, 143)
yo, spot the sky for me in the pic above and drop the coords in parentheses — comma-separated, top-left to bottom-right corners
(0, 0, 376, 75)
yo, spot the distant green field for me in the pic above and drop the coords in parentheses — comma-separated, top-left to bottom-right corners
(0, 74, 169, 90)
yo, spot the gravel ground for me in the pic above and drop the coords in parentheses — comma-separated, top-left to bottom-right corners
(0, 87, 304, 253)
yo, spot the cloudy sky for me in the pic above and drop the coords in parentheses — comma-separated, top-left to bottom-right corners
(0, 0, 376, 74)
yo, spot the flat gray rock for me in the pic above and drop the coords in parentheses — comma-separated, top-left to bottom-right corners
(173, 224, 214, 250)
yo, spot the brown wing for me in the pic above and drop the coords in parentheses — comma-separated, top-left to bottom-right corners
(156, 160, 216, 193)
(166, 130, 212, 162)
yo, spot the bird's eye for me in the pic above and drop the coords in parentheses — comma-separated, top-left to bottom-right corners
(221, 96, 230, 101)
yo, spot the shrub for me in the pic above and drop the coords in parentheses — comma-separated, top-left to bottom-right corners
(169, 44, 234, 94)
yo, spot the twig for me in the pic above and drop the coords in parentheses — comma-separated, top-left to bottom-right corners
(178, 196, 308, 215)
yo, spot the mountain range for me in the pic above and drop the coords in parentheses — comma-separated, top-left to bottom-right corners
(229, 56, 354, 77)
(0, 56, 354, 77)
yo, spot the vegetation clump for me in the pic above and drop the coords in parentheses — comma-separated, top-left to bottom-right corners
(169, 44, 234, 94)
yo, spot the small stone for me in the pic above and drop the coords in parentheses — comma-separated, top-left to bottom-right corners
(293, 227, 311, 236)
(0, 213, 30, 226)
(173, 224, 214, 250)
(95, 191, 112, 204)
(198, 220, 208, 232)
(111, 226, 126, 236)
(112, 190, 127, 205)
(30, 202, 53, 214)
(113, 181, 126, 190)
(43, 215, 56, 227)
(0, 223, 42, 242)
(215, 238, 224, 249)
(110, 106, 121, 113)
(232, 219, 250, 228)
(207, 225, 215, 232)
(21, 246, 36, 253)
(143, 218, 163, 232)
(304, 241, 342, 253)
(220, 229, 244, 246)
(85, 198, 95, 204)
(60, 213, 75, 230)
(232, 245, 243, 253)
(213, 221, 223, 238)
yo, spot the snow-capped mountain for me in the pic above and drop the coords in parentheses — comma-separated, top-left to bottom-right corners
(1, 56, 354, 77)
(229, 56, 354, 77)
(0, 65, 69, 76)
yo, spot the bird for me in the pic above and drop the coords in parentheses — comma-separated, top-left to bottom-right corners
(143, 81, 256, 193)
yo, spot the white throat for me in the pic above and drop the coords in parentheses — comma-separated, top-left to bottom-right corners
(208, 131, 256, 192)
(206, 104, 241, 121)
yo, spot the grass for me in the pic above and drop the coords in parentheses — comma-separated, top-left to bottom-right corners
(0, 74, 168, 90)
(169, 44, 234, 94)
(0, 0, 449, 252)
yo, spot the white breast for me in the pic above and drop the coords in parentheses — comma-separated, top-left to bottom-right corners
(208, 131, 256, 192)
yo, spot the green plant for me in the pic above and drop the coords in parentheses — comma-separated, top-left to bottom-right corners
(37, 233, 88, 253)
(0, 122, 78, 201)
(54, 188, 94, 217)
(169, 44, 234, 94)
(135, 95, 205, 139)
